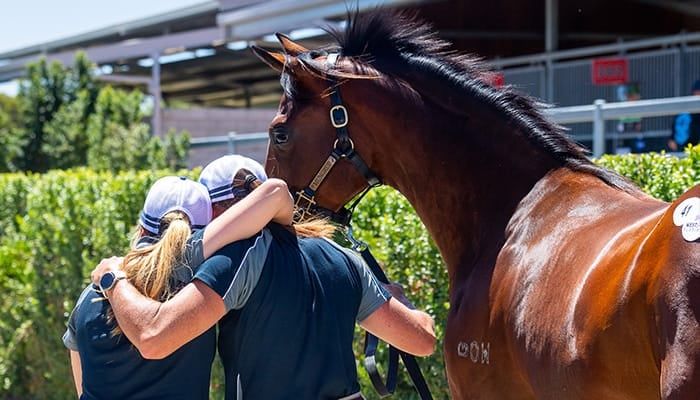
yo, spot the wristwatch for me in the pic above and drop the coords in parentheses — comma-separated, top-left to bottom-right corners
(99, 270, 127, 295)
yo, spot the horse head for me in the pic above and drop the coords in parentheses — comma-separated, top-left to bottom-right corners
(251, 31, 411, 221)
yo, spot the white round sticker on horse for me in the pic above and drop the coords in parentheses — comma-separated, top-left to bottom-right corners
(673, 197, 700, 226)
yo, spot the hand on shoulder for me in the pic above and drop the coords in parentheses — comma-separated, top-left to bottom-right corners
(91, 256, 125, 286)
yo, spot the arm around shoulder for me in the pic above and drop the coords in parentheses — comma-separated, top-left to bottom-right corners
(201, 178, 292, 258)
(103, 276, 226, 360)
(93, 236, 263, 360)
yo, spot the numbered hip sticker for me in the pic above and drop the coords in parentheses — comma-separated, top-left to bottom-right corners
(673, 197, 700, 227)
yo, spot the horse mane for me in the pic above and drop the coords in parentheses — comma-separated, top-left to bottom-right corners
(300, 9, 640, 194)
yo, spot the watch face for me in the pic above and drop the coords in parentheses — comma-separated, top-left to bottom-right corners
(100, 272, 115, 291)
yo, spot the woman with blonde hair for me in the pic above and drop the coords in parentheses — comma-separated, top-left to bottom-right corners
(92, 156, 436, 400)
(63, 174, 293, 400)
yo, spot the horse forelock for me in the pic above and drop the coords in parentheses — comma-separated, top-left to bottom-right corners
(292, 9, 642, 196)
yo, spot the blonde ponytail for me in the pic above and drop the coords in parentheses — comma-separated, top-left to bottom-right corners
(293, 218, 336, 239)
(108, 211, 192, 335)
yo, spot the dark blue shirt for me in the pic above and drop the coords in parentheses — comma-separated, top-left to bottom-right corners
(194, 223, 390, 400)
(63, 230, 213, 400)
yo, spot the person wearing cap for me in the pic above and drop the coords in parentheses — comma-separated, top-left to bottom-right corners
(199, 154, 270, 219)
(63, 175, 293, 400)
(669, 79, 700, 151)
(91, 156, 436, 400)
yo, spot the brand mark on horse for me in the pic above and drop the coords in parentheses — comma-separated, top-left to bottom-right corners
(457, 341, 490, 364)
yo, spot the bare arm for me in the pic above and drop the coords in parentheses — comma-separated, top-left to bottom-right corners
(202, 178, 292, 258)
(69, 350, 82, 398)
(359, 283, 436, 357)
(107, 276, 225, 359)
(91, 257, 226, 359)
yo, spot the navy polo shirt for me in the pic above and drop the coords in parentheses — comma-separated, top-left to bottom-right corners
(63, 230, 214, 400)
(194, 223, 390, 400)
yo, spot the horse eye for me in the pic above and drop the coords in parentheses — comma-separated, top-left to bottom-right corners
(275, 133, 288, 144)
(271, 126, 289, 145)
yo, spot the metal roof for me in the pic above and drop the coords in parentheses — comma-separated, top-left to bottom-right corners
(0, 0, 427, 107)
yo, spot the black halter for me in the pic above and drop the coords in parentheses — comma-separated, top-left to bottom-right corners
(292, 53, 433, 400)
(292, 53, 381, 225)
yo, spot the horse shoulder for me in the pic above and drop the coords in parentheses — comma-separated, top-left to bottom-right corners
(492, 172, 670, 396)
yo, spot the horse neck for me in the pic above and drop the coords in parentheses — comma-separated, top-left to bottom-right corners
(373, 107, 560, 281)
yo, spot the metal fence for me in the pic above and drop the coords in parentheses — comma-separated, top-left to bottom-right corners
(502, 66, 546, 100)
(544, 48, 680, 143)
(547, 95, 700, 157)
(190, 132, 268, 154)
(495, 41, 700, 154)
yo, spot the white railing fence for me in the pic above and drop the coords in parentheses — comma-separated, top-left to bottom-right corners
(547, 95, 700, 157)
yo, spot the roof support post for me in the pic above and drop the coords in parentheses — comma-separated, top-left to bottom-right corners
(545, 0, 558, 53)
(592, 99, 606, 157)
(149, 52, 162, 137)
(544, 0, 558, 102)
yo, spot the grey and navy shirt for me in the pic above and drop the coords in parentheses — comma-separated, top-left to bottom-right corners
(194, 223, 391, 400)
(62, 230, 213, 400)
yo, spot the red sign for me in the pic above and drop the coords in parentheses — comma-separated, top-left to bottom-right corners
(482, 72, 505, 88)
(591, 58, 629, 85)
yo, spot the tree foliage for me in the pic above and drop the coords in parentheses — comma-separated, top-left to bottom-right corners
(0, 94, 24, 172)
(0, 52, 189, 172)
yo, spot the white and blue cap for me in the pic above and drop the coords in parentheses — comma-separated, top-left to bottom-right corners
(139, 176, 212, 235)
(198, 155, 267, 203)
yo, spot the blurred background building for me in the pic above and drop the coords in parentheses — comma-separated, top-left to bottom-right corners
(3, 0, 700, 164)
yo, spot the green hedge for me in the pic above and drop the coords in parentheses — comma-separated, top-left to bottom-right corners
(0, 169, 197, 398)
(1, 146, 699, 399)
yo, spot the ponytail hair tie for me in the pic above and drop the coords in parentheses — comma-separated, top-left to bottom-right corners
(244, 174, 258, 191)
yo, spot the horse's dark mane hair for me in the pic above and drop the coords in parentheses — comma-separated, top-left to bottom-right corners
(305, 9, 640, 194)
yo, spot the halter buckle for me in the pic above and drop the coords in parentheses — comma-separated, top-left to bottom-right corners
(330, 105, 349, 128)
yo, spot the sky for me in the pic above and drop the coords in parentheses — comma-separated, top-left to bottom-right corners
(0, 0, 206, 53)
(0, 0, 206, 95)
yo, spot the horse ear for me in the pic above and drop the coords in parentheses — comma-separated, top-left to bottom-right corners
(251, 46, 286, 72)
(275, 32, 308, 56)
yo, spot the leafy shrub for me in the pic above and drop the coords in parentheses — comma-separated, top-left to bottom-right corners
(0, 145, 699, 399)
(596, 145, 700, 201)
(0, 169, 196, 398)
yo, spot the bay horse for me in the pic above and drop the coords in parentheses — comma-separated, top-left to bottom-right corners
(253, 10, 700, 399)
